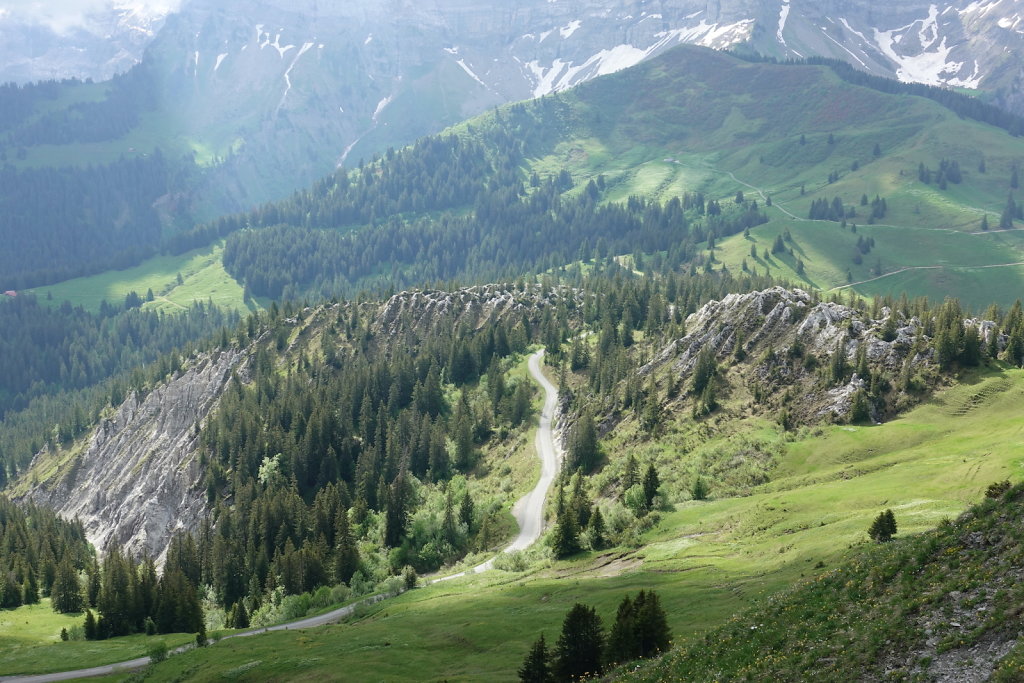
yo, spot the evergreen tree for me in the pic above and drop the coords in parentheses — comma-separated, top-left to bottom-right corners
(459, 491, 475, 531)
(384, 471, 411, 548)
(849, 390, 871, 424)
(1001, 194, 1016, 229)
(567, 410, 600, 473)
(154, 569, 203, 634)
(51, 557, 83, 614)
(22, 566, 39, 605)
(868, 509, 897, 542)
(334, 509, 360, 586)
(83, 609, 98, 640)
(606, 594, 638, 665)
(96, 546, 137, 637)
(231, 601, 249, 629)
(553, 603, 604, 681)
(691, 347, 717, 395)
(691, 476, 709, 501)
(633, 590, 671, 658)
(642, 463, 660, 510)
(588, 507, 606, 551)
(622, 454, 639, 493)
(552, 509, 581, 559)
(519, 633, 553, 683)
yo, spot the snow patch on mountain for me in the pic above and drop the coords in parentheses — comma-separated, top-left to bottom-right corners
(560, 19, 582, 39)
(456, 58, 489, 89)
(373, 96, 392, 123)
(777, 2, 790, 45)
(525, 18, 753, 97)
(871, 5, 983, 88)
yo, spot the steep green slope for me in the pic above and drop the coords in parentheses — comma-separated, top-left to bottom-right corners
(625, 480, 1024, 682)
(522, 47, 1024, 307)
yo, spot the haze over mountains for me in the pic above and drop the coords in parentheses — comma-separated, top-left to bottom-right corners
(8, 0, 1024, 112)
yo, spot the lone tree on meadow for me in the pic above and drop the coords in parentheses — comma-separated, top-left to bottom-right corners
(868, 509, 897, 542)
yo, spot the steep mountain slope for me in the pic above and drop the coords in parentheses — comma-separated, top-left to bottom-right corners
(19, 349, 243, 565)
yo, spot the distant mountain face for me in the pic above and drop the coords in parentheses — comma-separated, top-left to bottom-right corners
(0, 1, 179, 84)
(748, 0, 1024, 114)
(8, 1, 1023, 106)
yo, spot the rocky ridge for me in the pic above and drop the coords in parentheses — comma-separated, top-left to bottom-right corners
(644, 287, 983, 424)
(374, 284, 580, 338)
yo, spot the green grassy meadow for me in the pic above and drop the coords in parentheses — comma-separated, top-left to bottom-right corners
(0, 599, 193, 677)
(27, 243, 262, 315)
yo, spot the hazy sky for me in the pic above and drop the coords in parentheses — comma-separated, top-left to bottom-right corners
(0, 0, 183, 33)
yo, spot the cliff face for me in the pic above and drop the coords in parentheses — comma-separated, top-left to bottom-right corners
(24, 349, 243, 564)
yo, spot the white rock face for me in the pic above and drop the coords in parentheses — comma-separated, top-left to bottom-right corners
(376, 284, 580, 337)
(23, 349, 242, 564)
(641, 287, 968, 423)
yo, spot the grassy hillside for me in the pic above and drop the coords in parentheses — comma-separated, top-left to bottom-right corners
(66, 363, 1024, 682)
(28, 45, 1024, 310)
(499, 46, 1024, 307)
(625, 481, 1024, 681)
(0, 599, 193, 678)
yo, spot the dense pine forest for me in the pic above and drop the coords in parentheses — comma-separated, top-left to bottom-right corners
(0, 296, 238, 479)
(0, 497, 91, 610)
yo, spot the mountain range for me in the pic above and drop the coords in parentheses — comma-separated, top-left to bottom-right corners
(9, 0, 1024, 112)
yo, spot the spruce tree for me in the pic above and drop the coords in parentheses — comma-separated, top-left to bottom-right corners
(334, 507, 360, 586)
(606, 594, 637, 665)
(642, 463, 660, 510)
(519, 633, 552, 683)
(552, 509, 581, 559)
(567, 410, 599, 473)
(633, 590, 671, 658)
(691, 476, 709, 501)
(51, 557, 83, 614)
(588, 507, 606, 551)
(459, 491, 475, 531)
(622, 454, 639, 493)
(553, 603, 604, 681)
(868, 509, 897, 542)
(84, 609, 98, 640)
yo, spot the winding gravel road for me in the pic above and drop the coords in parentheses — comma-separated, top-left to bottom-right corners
(1, 349, 561, 683)
(434, 348, 561, 578)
